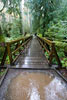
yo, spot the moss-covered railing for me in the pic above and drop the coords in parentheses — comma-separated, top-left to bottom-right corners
(37, 36, 62, 68)
(0, 36, 32, 66)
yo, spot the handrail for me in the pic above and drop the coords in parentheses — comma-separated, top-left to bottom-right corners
(37, 36, 62, 68)
(37, 36, 54, 46)
(6, 36, 30, 44)
(0, 36, 32, 65)
(12, 38, 31, 55)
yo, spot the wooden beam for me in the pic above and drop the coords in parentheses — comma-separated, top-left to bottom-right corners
(1, 47, 7, 65)
(7, 43, 13, 65)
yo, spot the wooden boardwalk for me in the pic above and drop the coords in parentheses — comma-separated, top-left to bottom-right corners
(0, 37, 67, 100)
(15, 36, 49, 68)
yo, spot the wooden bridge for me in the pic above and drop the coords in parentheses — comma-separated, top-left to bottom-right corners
(0, 35, 62, 69)
(0, 36, 67, 100)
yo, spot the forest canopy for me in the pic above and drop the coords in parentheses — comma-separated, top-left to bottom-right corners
(25, 0, 67, 38)
(0, 0, 67, 39)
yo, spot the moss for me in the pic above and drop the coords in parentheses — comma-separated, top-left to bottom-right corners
(54, 41, 67, 49)
(0, 69, 6, 76)
(61, 58, 67, 67)
(0, 35, 5, 42)
(38, 33, 42, 37)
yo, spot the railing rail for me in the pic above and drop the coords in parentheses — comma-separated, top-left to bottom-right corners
(37, 36, 62, 68)
(0, 36, 32, 66)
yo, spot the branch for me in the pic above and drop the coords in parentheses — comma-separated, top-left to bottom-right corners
(0, 0, 7, 12)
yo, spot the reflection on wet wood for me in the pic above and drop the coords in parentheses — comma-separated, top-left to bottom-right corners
(5, 72, 53, 100)
(5, 72, 67, 100)
(16, 37, 49, 68)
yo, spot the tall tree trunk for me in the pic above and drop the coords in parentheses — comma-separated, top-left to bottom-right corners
(18, 0, 23, 34)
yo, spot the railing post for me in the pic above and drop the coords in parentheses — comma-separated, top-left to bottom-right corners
(1, 47, 7, 66)
(7, 43, 12, 65)
(37, 36, 62, 68)
(49, 51, 53, 66)
(53, 45, 62, 68)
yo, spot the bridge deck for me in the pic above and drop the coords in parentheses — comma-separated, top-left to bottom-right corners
(15, 36, 49, 68)
(0, 37, 67, 100)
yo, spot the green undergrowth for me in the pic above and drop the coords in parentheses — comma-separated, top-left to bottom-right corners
(5, 35, 24, 42)
(45, 50, 67, 68)
(37, 33, 42, 37)
(40, 35, 67, 68)
(0, 36, 25, 65)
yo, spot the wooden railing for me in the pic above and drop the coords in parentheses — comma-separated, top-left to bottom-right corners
(0, 36, 32, 66)
(37, 36, 62, 68)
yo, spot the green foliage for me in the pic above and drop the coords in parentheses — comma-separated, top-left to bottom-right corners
(7, 18, 22, 39)
(45, 21, 67, 41)
(0, 34, 5, 42)
(0, 69, 6, 76)
(5, 56, 10, 64)
(0, 0, 23, 64)
(0, 18, 22, 41)
(25, 0, 61, 35)
(55, 41, 67, 49)
(37, 33, 42, 37)
(0, 35, 5, 60)
(61, 58, 67, 68)
(45, 52, 49, 59)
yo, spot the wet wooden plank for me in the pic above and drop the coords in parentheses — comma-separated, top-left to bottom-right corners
(15, 37, 49, 68)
